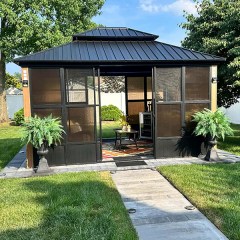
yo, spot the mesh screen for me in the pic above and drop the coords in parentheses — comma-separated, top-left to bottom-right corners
(147, 77, 152, 99)
(185, 67, 209, 100)
(31, 69, 61, 104)
(185, 103, 209, 123)
(32, 108, 62, 119)
(66, 69, 93, 103)
(155, 68, 181, 102)
(128, 102, 145, 124)
(157, 104, 181, 137)
(127, 77, 144, 100)
(67, 107, 95, 142)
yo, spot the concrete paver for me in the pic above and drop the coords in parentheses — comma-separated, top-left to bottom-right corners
(112, 169, 228, 240)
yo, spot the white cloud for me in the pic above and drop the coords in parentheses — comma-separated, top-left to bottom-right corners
(139, 0, 197, 16)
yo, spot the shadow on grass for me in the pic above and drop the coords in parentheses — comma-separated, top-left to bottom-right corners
(0, 173, 137, 240)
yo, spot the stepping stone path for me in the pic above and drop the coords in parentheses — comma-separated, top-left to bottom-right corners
(112, 169, 228, 240)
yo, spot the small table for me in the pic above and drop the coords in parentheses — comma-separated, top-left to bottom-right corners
(114, 129, 138, 150)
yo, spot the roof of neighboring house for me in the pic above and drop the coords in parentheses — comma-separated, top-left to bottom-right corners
(14, 27, 225, 65)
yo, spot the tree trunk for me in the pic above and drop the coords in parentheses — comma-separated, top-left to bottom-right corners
(0, 52, 8, 122)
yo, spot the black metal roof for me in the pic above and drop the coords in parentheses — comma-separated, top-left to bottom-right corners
(72, 27, 159, 41)
(14, 27, 225, 65)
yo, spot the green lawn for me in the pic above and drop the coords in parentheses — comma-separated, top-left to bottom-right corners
(0, 171, 137, 240)
(218, 123, 240, 156)
(102, 121, 121, 138)
(0, 122, 23, 170)
(158, 164, 240, 240)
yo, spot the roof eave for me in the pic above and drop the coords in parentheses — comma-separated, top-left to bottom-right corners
(14, 58, 226, 67)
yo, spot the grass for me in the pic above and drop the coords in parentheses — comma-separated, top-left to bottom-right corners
(0, 171, 137, 240)
(0, 122, 23, 170)
(158, 164, 240, 240)
(218, 123, 240, 156)
(102, 121, 121, 138)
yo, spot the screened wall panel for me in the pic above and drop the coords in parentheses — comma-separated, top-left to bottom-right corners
(185, 103, 209, 123)
(128, 101, 145, 124)
(32, 108, 62, 118)
(155, 68, 181, 102)
(67, 107, 95, 142)
(31, 69, 61, 104)
(127, 77, 144, 100)
(185, 67, 210, 100)
(147, 77, 152, 99)
(66, 69, 95, 103)
(157, 104, 181, 137)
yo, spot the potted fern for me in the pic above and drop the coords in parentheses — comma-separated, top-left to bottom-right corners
(192, 108, 233, 161)
(22, 115, 65, 173)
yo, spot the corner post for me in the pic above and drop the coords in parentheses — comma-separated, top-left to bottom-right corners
(22, 68, 33, 168)
(211, 65, 218, 112)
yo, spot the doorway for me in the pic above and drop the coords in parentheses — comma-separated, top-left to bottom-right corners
(99, 74, 154, 162)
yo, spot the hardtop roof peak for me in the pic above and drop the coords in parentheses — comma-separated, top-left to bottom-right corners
(72, 27, 159, 41)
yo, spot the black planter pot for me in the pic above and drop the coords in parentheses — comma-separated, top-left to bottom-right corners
(204, 137, 220, 161)
(36, 143, 51, 173)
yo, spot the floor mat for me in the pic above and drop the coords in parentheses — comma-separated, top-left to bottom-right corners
(113, 156, 142, 161)
(115, 160, 147, 167)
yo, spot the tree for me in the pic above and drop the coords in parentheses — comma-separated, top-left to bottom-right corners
(0, 0, 105, 122)
(181, 0, 240, 107)
(101, 76, 125, 93)
(5, 72, 22, 89)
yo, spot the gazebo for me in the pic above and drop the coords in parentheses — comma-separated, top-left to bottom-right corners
(14, 27, 225, 168)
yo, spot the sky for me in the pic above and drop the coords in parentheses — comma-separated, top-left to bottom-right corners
(7, 0, 197, 74)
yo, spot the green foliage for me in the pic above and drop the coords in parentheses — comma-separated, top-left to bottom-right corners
(13, 108, 24, 126)
(0, 0, 105, 62)
(101, 105, 122, 121)
(101, 76, 125, 93)
(119, 113, 128, 127)
(5, 73, 22, 89)
(22, 115, 65, 149)
(181, 0, 240, 107)
(192, 108, 233, 140)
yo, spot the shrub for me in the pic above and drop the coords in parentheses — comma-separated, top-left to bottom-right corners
(13, 108, 24, 126)
(101, 105, 122, 121)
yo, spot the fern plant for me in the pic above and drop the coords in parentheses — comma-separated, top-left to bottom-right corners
(192, 108, 233, 140)
(22, 115, 65, 149)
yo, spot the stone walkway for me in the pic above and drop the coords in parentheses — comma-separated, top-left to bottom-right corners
(112, 169, 228, 240)
(1, 148, 240, 179)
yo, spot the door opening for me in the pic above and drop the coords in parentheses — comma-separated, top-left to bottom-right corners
(99, 74, 154, 162)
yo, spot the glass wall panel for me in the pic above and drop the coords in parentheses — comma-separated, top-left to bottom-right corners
(185, 67, 209, 100)
(127, 77, 144, 100)
(128, 101, 145, 124)
(67, 107, 95, 142)
(155, 68, 181, 102)
(157, 104, 181, 137)
(31, 69, 61, 105)
(185, 103, 209, 123)
(66, 69, 93, 103)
